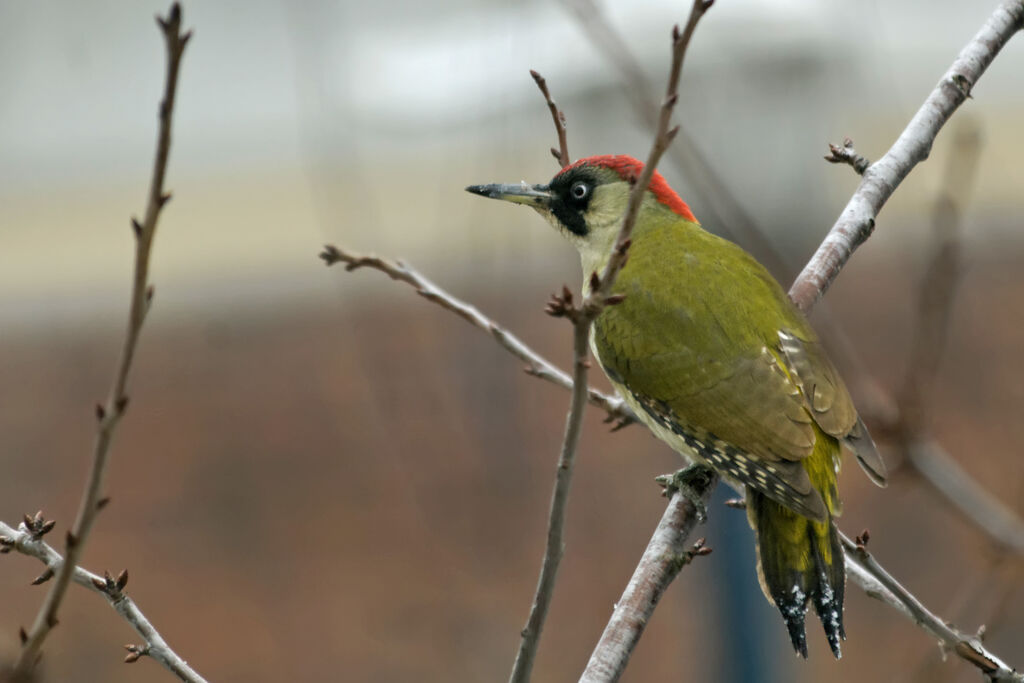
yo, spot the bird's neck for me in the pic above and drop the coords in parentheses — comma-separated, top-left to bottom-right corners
(579, 202, 696, 296)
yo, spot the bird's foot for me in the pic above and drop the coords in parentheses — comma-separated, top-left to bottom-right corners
(655, 464, 715, 524)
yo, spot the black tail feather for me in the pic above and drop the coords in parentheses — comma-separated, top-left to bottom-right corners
(808, 524, 846, 658)
(775, 581, 810, 658)
(749, 490, 846, 659)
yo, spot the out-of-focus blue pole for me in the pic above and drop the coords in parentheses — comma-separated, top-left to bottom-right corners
(709, 484, 788, 682)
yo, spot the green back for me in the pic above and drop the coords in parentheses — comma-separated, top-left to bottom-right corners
(592, 215, 851, 517)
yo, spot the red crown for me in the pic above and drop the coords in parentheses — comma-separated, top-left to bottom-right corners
(556, 155, 696, 222)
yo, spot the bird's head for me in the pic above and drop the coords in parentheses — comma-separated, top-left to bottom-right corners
(467, 155, 696, 265)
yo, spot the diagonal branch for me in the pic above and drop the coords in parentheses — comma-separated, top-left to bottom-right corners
(842, 533, 1023, 682)
(579, 483, 716, 683)
(788, 0, 1024, 312)
(0, 521, 208, 683)
(12, 4, 191, 673)
(318, 245, 635, 427)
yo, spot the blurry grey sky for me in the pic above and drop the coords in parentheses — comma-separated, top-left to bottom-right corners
(1, 0, 1022, 328)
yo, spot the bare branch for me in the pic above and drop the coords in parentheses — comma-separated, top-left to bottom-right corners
(508, 310, 592, 683)
(530, 70, 571, 168)
(12, 4, 190, 672)
(824, 136, 871, 175)
(579, 482, 716, 683)
(0, 521, 208, 683)
(842, 532, 1023, 682)
(789, 1, 1024, 311)
(319, 245, 636, 426)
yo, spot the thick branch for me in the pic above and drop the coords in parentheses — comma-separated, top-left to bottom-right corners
(579, 480, 716, 683)
(13, 5, 190, 672)
(0, 521, 208, 683)
(789, 0, 1024, 311)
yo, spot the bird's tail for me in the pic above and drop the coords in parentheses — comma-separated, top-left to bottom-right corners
(747, 489, 845, 658)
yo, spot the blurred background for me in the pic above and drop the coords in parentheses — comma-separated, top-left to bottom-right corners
(2, 0, 1023, 681)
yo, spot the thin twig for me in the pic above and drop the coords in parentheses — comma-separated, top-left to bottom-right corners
(509, 6, 713, 679)
(576, 2, 1023, 672)
(842, 533, 1023, 682)
(824, 136, 872, 175)
(12, 4, 190, 673)
(789, 0, 1024, 312)
(0, 521, 207, 683)
(530, 70, 571, 168)
(318, 246, 636, 427)
(507, 310, 592, 683)
(579, 483, 716, 683)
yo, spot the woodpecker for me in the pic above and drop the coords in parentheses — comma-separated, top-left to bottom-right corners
(467, 155, 886, 659)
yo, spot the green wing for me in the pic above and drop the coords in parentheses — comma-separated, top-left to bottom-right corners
(593, 221, 884, 516)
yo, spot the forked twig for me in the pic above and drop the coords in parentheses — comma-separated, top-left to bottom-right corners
(530, 70, 571, 168)
(0, 521, 207, 683)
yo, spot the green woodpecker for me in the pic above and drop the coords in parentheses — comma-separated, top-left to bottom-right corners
(467, 155, 886, 659)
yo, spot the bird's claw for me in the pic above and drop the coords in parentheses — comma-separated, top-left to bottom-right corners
(655, 464, 715, 524)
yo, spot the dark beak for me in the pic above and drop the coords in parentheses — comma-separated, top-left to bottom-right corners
(466, 182, 552, 209)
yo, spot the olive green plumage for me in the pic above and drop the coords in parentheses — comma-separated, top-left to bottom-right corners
(467, 154, 886, 660)
(591, 216, 859, 656)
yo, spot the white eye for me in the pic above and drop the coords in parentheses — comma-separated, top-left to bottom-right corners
(571, 181, 589, 200)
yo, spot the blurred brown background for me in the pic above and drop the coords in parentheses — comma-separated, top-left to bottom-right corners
(2, 1, 1023, 681)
